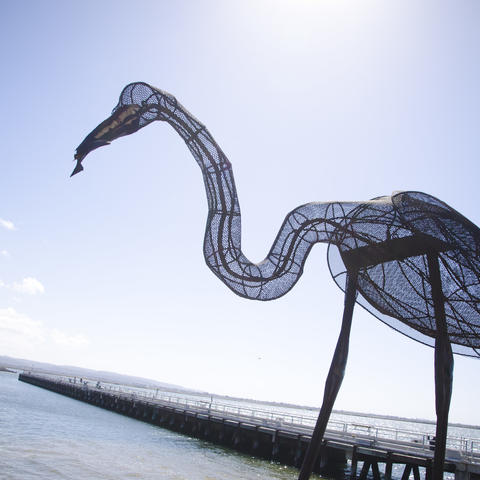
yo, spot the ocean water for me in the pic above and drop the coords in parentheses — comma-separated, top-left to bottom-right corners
(0, 372, 320, 480)
(2, 372, 479, 480)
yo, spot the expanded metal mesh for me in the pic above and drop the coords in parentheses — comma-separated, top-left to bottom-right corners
(78, 82, 480, 358)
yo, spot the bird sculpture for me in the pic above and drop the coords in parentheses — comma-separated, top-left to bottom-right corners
(73, 82, 480, 480)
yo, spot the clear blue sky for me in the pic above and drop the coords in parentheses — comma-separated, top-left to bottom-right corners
(1, 0, 479, 424)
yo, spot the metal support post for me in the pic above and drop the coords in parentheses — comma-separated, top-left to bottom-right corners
(298, 269, 358, 480)
(427, 252, 454, 480)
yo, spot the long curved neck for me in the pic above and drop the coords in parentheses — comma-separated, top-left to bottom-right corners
(160, 97, 358, 300)
(163, 102, 239, 217)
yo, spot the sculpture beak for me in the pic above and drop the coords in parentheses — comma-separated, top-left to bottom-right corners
(72, 104, 142, 176)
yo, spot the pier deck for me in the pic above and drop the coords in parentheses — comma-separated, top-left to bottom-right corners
(18, 373, 480, 480)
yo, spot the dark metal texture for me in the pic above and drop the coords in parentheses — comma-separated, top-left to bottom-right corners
(74, 82, 480, 480)
(427, 252, 454, 480)
(74, 82, 480, 358)
(298, 270, 357, 480)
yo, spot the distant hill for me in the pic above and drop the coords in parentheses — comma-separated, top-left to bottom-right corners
(0, 355, 204, 394)
(3, 356, 477, 430)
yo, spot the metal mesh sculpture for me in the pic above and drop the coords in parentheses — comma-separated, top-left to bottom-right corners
(73, 82, 480, 480)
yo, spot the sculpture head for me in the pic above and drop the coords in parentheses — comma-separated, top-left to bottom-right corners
(72, 82, 176, 176)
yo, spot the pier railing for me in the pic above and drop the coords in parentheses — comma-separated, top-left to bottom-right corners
(152, 393, 480, 463)
(48, 374, 480, 464)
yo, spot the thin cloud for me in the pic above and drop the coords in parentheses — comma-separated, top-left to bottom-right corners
(13, 277, 45, 295)
(0, 219, 16, 231)
(0, 307, 45, 343)
(1, 250, 9, 257)
(50, 329, 90, 347)
(0, 307, 90, 353)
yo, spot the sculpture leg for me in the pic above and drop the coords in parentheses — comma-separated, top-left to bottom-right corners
(427, 253, 454, 480)
(298, 270, 358, 480)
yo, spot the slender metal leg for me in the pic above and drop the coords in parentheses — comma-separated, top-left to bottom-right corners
(298, 270, 358, 480)
(427, 253, 454, 480)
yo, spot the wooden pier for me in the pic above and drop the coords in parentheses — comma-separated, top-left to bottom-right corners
(19, 373, 480, 480)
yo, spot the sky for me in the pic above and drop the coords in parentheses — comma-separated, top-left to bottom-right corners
(1, 0, 480, 425)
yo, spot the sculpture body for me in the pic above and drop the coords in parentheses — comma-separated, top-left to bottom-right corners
(74, 82, 480, 480)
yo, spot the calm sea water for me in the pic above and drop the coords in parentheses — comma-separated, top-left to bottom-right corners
(2, 372, 479, 480)
(0, 372, 321, 480)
